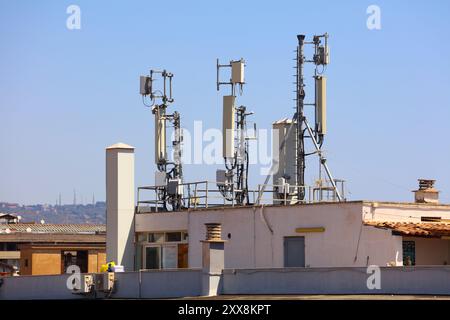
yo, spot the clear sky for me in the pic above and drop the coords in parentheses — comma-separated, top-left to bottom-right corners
(1, 0, 450, 205)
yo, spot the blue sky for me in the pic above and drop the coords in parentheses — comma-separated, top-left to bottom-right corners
(1, 0, 450, 204)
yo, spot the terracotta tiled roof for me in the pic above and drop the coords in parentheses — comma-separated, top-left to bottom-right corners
(364, 221, 450, 238)
(0, 223, 105, 235)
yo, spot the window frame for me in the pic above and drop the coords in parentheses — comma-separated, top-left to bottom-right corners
(138, 230, 188, 270)
(143, 243, 178, 270)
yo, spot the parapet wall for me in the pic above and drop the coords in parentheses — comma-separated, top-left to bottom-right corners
(2, 266, 450, 299)
(222, 266, 450, 295)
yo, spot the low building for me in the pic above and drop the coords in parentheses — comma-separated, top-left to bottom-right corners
(134, 200, 450, 270)
(106, 145, 450, 275)
(0, 223, 106, 275)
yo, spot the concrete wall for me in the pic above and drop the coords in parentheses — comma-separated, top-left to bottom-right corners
(363, 202, 450, 223)
(3, 267, 450, 299)
(0, 269, 203, 300)
(110, 269, 203, 299)
(222, 266, 450, 295)
(136, 202, 403, 268)
(0, 274, 85, 300)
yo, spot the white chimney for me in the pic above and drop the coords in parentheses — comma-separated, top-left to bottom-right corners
(413, 179, 439, 204)
(106, 142, 135, 270)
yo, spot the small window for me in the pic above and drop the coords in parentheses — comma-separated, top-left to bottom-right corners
(6, 242, 18, 251)
(137, 233, 147, 242)
(421, 216, 441, 222)
(403, 240, 416, 266)
(166, 232, 182, 242)
(148, 233, 164, 243)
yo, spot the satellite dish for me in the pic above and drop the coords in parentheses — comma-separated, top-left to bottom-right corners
(26, 227, 32, 233)
(40, 219, 45, 225)
(5, 228, 11, 234)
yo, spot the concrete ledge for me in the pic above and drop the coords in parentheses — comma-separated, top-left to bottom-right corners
(0, 251, 20, 259)
(222, 266, 450, 295)
(2, 266, 450, 299)
(0, 269, 203, 300)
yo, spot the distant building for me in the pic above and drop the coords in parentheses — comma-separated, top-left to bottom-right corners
(0, 213, 19, 224)
(0, 223, 106, 276)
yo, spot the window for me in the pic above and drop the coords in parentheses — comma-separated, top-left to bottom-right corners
(144, 245, 177, 269)
(421, 216, 441, 222)
(403, 241, 416, 266)
(148, 233, 164, 243)
(166, 232, 182, 242)
(139, 231, 188, 269)
(5, 243, 17, 251)
(62, 250, 88, 273)
(140, 231, 187, 243)
(137, 233, 147, 242)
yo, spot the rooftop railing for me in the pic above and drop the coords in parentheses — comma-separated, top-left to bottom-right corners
(136, 179, 346, 213)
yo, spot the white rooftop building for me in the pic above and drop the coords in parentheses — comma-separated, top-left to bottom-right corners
(104, 145, 450, 272)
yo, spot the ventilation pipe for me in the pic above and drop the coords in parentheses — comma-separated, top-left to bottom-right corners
(201, 223, 225, 296)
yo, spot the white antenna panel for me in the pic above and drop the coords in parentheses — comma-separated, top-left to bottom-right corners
(222, 95, 235, 158)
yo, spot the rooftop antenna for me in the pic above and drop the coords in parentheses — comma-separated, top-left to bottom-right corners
(140, 69, 183, 211)
(216, 58, 256, 205)
(294, 33, 341, 201)
(257, 33, 342, 204)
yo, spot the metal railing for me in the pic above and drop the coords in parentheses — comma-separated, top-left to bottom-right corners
(136, 179, 346, 213)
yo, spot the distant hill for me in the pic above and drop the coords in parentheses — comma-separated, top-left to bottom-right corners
(0, 202, 106, 224)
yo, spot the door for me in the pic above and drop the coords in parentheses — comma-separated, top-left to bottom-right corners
(177, 244, 189, 268)
(284, 237, 305, 267)
(143, 246, 160, 269)
(162, 245, 177, 269)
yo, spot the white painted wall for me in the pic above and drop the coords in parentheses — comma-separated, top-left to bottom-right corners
(136, 202, 403, 269)
(106, 143, 135, 270)
(5, 267, 450, 299)
(363, 202, 450, 223)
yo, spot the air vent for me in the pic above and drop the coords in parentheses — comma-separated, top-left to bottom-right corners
(421, 216, 441, 222)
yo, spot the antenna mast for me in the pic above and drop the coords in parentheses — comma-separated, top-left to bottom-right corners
(140, 70, 183, 211)
(216, 58, 256, 205)
(294, 33, 342, 201)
